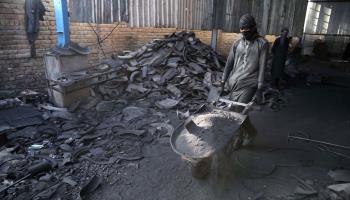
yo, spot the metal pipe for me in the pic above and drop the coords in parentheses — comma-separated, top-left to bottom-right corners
(54, 0, 70, 48)
(288, 135, 350, 151)
(211, 29, 218, 50)
(210, 0, 218, 50)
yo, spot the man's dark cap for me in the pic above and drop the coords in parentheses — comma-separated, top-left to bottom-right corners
(281, 27, 289, 32)
(239, 14, 256, 29)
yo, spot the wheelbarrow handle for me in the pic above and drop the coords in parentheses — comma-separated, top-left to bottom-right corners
(217, 98, 260, 114)
(218, 98, 249, 107)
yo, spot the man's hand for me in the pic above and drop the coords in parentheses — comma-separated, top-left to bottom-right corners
(254, 89, 263, 104)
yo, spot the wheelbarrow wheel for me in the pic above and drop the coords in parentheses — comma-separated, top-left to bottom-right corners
(190, 157, 212, 179)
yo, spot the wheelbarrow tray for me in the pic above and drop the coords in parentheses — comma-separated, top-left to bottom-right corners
(170, 105, 256, 161)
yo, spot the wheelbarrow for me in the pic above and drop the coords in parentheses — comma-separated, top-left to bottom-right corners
(170, 102, 257, 178)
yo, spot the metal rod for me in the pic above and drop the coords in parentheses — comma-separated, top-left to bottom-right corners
(288, 135, 350, 151)
(309, 0, 350, 3)
(0, 174, 30, 193)
(304, 33, 350, 37)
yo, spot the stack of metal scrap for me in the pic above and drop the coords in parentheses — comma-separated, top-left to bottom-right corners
(98, 31, 226, 110)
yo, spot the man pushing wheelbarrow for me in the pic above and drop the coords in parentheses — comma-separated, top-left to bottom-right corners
(170, 14, 269, 178)
(219, 13, 268, 145)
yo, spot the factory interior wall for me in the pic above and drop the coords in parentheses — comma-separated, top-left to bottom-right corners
(302, 1, 350, 56)
(0, 0, 278, 92)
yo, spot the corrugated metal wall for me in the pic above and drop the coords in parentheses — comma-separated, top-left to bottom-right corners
(303, 1, 350, 55)
(214, 0, 263, 33)
(70, 0, 213, 29)
(215, 0, 308, 36)
(127, 0, 213, 29)
(69, 0, 307, 36)
(70, 0, 129, 23)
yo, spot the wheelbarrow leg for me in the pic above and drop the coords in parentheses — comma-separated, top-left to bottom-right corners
(240, 116, 257, 147)
(186, 157, 212, 179)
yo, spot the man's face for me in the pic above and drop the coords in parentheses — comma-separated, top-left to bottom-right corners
(282, 30, 289, 37)
(240, 27, 251, 33)
(240, 27, 255, 40)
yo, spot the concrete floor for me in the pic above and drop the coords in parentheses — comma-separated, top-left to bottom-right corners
(89, 64, 350, 200)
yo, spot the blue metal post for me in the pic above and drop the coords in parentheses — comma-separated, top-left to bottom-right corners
(54, 0, 70, 48)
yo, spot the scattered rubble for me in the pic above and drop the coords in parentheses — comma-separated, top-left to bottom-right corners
(261, 87, 288, 111)
(0, 84, 178, 199)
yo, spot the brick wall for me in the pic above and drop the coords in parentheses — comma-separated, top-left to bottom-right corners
(0, 0, 274, 92)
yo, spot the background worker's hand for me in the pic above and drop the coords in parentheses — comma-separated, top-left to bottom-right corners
(220, 81, 225, 93)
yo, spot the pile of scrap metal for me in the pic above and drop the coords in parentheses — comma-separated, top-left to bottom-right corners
(97, 31, 226, 111)
(0, 95, 176, 199)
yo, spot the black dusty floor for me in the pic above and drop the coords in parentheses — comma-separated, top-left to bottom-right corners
(89, 81, 350, 200)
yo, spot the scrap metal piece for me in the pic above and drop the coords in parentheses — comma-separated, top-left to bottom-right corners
(89, 147, 105, 157)
(62, 152, 72, 166)
(113, 129, 146, 137)
(0, 98, 22, 109)
(0, 105, 43, 129)
(96, 100, 115, 112)
(176, 110, 190, 120)
(81, 155, 144, 165)
(129, 59, 139, 67)
(327, 183, 350, 199)
(51, 111, 76, 121)
(118, 51, 138, 59)
(7, 126, 38, 139)
(78, 175, 102, 200)
(291, 175, 318, 197)
(151, 74, 162, 83)
(142, 66, 148, 78)
(187, 62, 205, 74)
(122, 107, 147, 122)
(62, 177, 77, 186)
(59, 144, 73, 152)
(149, 49, 172, 67)
(196, 57, 207, 64)
(32, 183, 61, 200)
(150, 123, 174, 137)
(126, 83, 149, 93)
(136, 46, 148, 57)
(175, 40, 184, 51)
(203, 72, 212, 87)
(207, 86, 221, 103)
(166, 84, 182, 98)
(126, 66, 139, 72)
(129, 71, 142, 82)
(160, 68, 178, 85)
(328, 170, 350, 182)
(166, 57, 182, 68)
(82, 97, 101, 110)
(156, 98, 180, 109)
